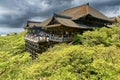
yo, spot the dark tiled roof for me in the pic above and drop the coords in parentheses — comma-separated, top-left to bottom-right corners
(25, 4, 115, 29)
(43, 14, 93, 29)
(60, 4, 115, 22)
(24, 21, 41, 29)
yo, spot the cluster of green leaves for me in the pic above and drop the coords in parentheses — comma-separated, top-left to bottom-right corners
(0, 32, 25, 54)
(74, 27, 120, 47)
(28, 44, 120, 80)
(0, 32, 32, 79)
(116, 16, 120, 27)
(117, 16, 120, 23)
(0, 27, 120, 80)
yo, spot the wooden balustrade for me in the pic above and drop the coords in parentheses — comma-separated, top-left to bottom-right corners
(25, 34, 72, 42)
(24, 36, 48, 43)
(49, 36, 72, 42)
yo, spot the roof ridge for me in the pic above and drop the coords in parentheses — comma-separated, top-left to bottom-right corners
(86, 4, 89, 15)
(64, 4, 88, 11)
(88, 5, 108, 18)
(27, 21, 41, 23)
(53, 13, 72, 19)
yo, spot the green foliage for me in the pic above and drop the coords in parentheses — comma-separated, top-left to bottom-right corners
(0, 32, 25, 54)
(0, 32, 32, 80)
(0, 27, 120, 80)
(117, 16, 120, 23)
(74, 27, 120, 47)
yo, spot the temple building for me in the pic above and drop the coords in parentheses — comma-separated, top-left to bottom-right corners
(24, 4, 115, 58)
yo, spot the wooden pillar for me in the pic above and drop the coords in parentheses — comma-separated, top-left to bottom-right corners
(61, 26, 64, 42)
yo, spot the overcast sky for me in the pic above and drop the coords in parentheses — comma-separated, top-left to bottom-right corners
(0, 0, 120, 34)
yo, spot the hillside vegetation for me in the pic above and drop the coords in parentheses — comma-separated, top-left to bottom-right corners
(0, 27, 120, 80)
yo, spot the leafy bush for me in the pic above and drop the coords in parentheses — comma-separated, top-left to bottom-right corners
(0, 32, 25, 54)
(73, 27, 120, 47)
(0, 27, 120, 80)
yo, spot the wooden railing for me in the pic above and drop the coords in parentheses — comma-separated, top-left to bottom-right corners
(25, 34, 73, 42)
(25, 36, 48, 43)
(49, 36, 72, 42)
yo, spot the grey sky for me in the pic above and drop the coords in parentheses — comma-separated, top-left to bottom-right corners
(0, 0, 120, 34)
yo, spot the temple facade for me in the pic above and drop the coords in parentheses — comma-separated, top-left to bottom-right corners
(24, 4, 115, 58)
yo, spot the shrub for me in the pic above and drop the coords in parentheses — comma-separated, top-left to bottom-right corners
(73, 27, 120, 47)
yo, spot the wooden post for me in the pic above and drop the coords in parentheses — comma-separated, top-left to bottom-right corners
(62, 27, 64, 42)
